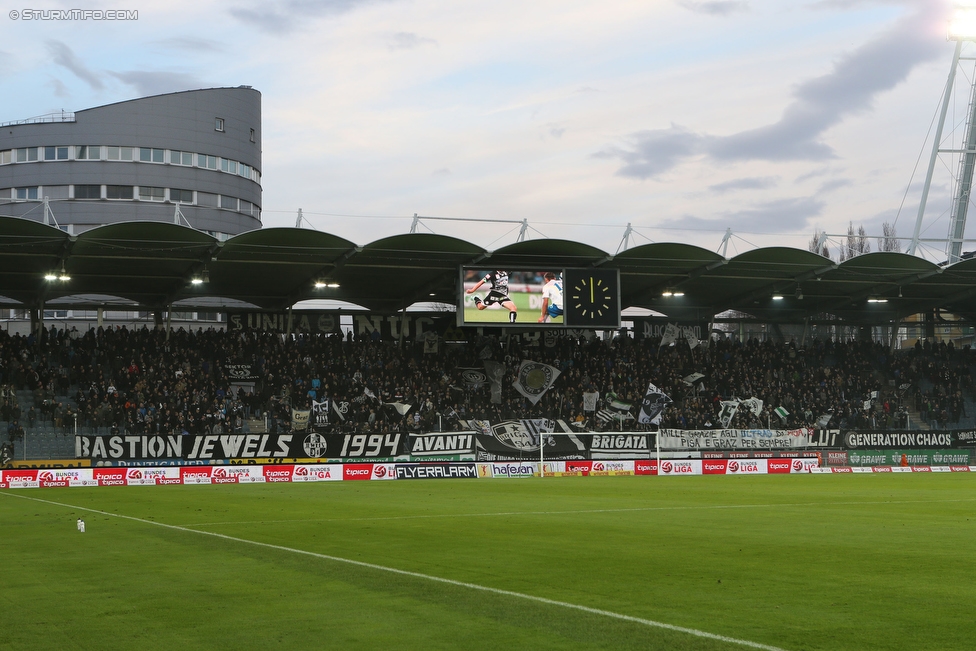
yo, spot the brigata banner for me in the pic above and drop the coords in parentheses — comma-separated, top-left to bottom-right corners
(842, 430, 972, 450)
(590, 434, 651, 459)
(395, 463, 478, 479)
(658, 428, 818, 450)
(75, 432, 408, 462)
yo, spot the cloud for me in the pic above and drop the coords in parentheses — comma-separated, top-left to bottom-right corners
(229, 0, 385, 35)
(600, 6, 946, 179)
(109, 71, 209, 96)
(659, 196, 825, 232)
(548, 124, 566, 139)
(48, 78, 70, 99)
(708, 176, 779, 194)
(594, 124, 704, 178)
(47, 40, 103, 91)
(152, 37, 225, 53)
(676, 0, 749, 16)
(817, 178, 853, 193)
(388, 32, 437, 50)
(432, 168, 451, 176)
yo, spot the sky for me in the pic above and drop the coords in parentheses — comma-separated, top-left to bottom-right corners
(0, 0, 970, 261)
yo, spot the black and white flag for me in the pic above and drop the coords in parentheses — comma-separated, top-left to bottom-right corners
(638, 382, 671, 425)
(483, 360, 506, 404)
(512, 360, 561, 405)
(718, 400, 740, 428)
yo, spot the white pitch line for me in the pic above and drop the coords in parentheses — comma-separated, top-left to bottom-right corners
(173, 497, 976, 528)
(2, 491, 787, 651)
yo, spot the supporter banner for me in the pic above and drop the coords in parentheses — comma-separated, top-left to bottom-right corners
(635, 318, 708, 342)
(395, 463, 478, 479)
(75, 432, 408, 461)
(226, 311, 456, 340)
(225, 363, 259, 381)
(408, 432, 476, 458)
(590, 433, 651, 459)
(658, 428, 818, 450)
(470, 419, 590, 461)
(842, 430, 971, 450)
(846, 450, 972, 467)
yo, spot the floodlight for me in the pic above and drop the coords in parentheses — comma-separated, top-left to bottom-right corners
(190, 277, 204, 285)
(661, 290, 673, 297)
(672, 291, 684, 297)
(867, 297, 888, 303)
(949, 7, 976, 41)
(326, 282, 340, 288)
(772, 295, 784, 300)
(314, 280, 326, 288)
(44, 272, 58, 281)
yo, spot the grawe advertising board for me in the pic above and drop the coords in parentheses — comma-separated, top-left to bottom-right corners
(846, 450, 972, 467)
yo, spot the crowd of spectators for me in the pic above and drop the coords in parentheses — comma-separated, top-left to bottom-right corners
(0, 324, 973, 439)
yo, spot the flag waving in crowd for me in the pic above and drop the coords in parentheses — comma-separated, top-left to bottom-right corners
(512, 360, 561, 405)
(638, 382, 672, 425)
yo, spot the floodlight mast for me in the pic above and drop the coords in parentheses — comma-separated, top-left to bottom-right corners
(911, 8, 976, 262)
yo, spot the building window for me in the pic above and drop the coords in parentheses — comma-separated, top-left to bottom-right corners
(139, 147, 164, 163)
(197, 153, 217, 169)
(76, 146, 100, 160)
(15, 187, 39, 200)
(170, 188, 193, 203)
(106, 185, 133, 200)
(73, 184, 101, 199)
(44, 147, 56, 161)
(138, 186, 165, 201)
(169, 150, 194, 166)
(0, 150, 10, 165)
(215, 117, 224, 132)
(219, 195, 237, 210)
(107, 146, 134, 161)
(250, 128, 255, 142)
(16, 148, 38, 162)
(239, 164, 250, 178)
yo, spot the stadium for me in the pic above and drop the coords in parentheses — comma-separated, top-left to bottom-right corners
(4, 26, 976, 651)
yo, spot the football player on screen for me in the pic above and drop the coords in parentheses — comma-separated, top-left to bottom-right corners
(538, 272, 563, 323)
(467, 271, 518, 322)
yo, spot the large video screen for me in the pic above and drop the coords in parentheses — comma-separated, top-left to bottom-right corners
(459, 267, 620, 328)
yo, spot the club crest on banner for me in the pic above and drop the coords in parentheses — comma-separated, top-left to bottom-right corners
(512, 360, 561, 405)
(303, 433, 328, 458)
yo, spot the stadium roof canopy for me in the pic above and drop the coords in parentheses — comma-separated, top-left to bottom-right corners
(2, 216, 975, 325)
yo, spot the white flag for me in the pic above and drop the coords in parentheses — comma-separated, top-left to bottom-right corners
(582, 391, 600, 413)
(660, 323, 679, 347)
(638, 382, 671, 425)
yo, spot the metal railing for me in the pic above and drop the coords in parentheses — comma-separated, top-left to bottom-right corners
(0, 112, 76, 128)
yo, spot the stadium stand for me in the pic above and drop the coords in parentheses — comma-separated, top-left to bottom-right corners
(1, 324, 975, 461)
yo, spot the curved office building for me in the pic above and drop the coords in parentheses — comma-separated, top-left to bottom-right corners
(0, 87, 261, 239)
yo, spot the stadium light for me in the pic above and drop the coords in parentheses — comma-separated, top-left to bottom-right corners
(867, 297, 888, 303)
(44, 272, 58, 281)
(772, 295, 784, 300)
(949, 6, 976, 41)
(314, 280, 326, 288)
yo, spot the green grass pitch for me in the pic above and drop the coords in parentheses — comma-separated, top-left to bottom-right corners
(2, 475, 975, 650)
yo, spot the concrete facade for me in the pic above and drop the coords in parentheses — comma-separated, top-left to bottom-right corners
(0, 87, 261, 237)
